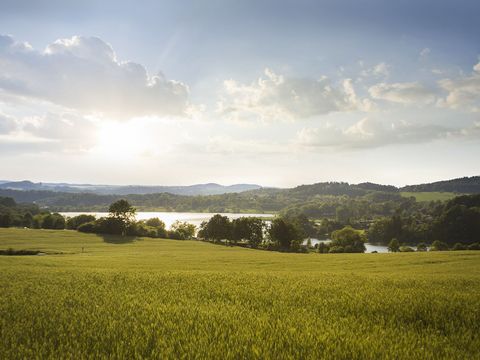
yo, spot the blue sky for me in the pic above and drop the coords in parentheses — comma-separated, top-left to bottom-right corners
(0, 0, 479, 186)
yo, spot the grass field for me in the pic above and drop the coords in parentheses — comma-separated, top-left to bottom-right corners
(1, 228, 479, 359)
(400, 191, 459, 202)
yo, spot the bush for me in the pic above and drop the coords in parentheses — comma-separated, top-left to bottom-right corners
(399, 246, 415, 252)
(66, 214, 96, 230)
(329, 246, 344, 253)
(416, 242, 428, 252)
(452, 243, 467, 251)
(468, 243, 480, 250)
(430, 240, 449, 251)
(331, 226, 366, 253)
(77, 221, 98, 233)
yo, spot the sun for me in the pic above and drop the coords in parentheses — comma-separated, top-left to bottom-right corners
(94, 121, 150, 158)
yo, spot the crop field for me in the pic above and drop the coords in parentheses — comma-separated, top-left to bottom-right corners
(1, 228, 479, 359)
(400, 191, 459, 202)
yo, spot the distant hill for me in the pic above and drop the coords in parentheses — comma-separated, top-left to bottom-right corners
(0, 181, 262, 196)
(400, 176, 480, 193)
(0, 176, 478, 212)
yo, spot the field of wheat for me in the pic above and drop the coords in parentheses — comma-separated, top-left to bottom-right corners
(0, 228, 479, 359)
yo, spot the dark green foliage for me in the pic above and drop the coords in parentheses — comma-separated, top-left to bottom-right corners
(401, 176, 480, 193)
(0, 248, 41, 255)
(468, 243, 480, 250)
(37, 213, 66, 230)
(330, 226, 366, 253)
(452, 243, 467, 251)
(108, 200, 136, 236)
(431, 240, 449, 251)
(198, 214, 232, 241)
(144, 218, 167, 238)
(388, 238, 400, 253)
(399, 246, 415, 252)
(231, 217, 264, 247)
(268, 218, 304, 250)
(0, 196, 40, 228)
(416, 242, 428, 252)
(66, 214, 96, 230)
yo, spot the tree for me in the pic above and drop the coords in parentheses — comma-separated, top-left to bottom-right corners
(231, 217, 264, 247)
(145, 217, 167, 238)
(198, 214, 232, 242)
(108, 200, 136, 236)
(388, 238, 400, 252)
(268, 218, 303, 250)
(169, 221, 196, 240)
(330, 226, 366, 253)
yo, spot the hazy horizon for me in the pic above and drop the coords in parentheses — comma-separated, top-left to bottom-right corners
(1, 0, 479, 187)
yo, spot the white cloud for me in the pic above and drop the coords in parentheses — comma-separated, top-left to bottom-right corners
(295, 117, 455, 150)
(360, 62, 390, 78)
(437, 61, 480, 112)
(0, 113, 18, 134)
(369, 82, 436, 104)
(0, 34, 190, 118)
(0, 112, 97, 153)
(217, 68, 370, 123)
(419, 47, 431, 60)
(23, 112, 97, 150)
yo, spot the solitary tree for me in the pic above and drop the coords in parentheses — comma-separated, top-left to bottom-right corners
(108, 199, 136, 236)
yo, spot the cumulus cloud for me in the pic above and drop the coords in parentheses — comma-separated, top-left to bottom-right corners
(437, 61, 480, 112)
(0, 34, 190, 118)
(217, 68, 372, 123)
(369, 82, 436, 104)
(295, 117, 456, 150)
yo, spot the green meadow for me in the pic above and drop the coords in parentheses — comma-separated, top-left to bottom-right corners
(1, 228, 479, 359)
(400, 191, 459, 202)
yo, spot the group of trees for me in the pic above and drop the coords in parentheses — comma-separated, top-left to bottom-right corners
(198, 215, 265, 248)
(75, 200, 196, 240)
(367, 195, 480, 246)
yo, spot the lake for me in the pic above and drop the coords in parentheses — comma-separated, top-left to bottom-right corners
(306, 238, 389, 253)
(60, 212, 273, 230)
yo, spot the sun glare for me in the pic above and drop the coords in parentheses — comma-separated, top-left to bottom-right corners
(95, 122, 151, 158)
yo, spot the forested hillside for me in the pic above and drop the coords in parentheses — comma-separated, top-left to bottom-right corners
(400, 176, 480, 193)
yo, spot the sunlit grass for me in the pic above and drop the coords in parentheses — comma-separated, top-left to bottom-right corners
(1, 228, 479, 359)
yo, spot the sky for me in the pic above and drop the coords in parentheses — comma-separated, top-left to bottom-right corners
(0, 0, 479, 187)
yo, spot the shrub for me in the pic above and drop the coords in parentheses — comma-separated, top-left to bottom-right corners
(416, 242, 428, 252)
(66, 215, 96, 230)
(452, 243, 467, 251)
(329, 246, 344, 253)
(331, 226, 366, 253)
(468, 243, 480, 250)
(399, 246, 415, 252)
(430, 240, 449, 251)
(77, 221, 98, 233)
